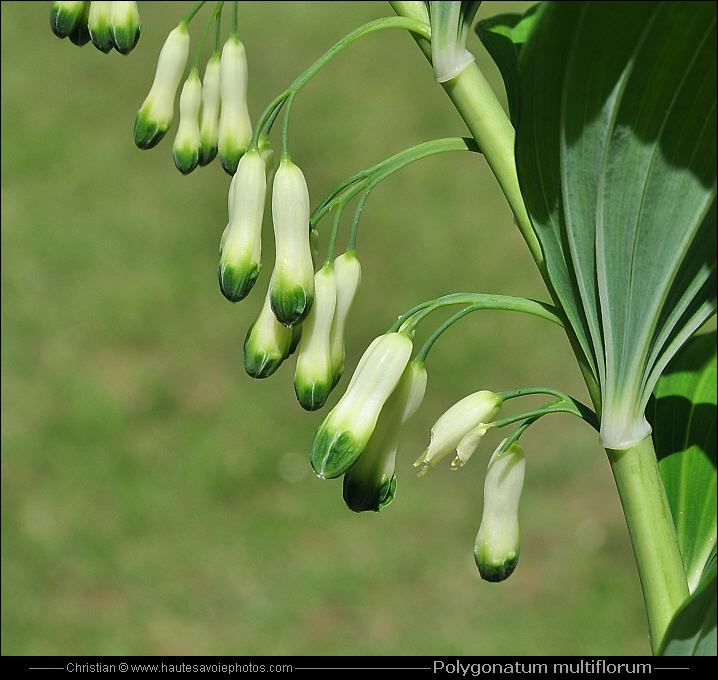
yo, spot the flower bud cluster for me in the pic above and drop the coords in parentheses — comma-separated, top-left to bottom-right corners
(50, 2, 140, 54)
(133, 20, 252, 176)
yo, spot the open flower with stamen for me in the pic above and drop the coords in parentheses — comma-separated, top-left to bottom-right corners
(343, 359, 427, 512)
(172, 69, 202, 174)
(414, 390, 502, 476)
(218, 148, 267, 302)
(109, 1, 141, 55)
(134, 23, 189, 150)
(474, 440, 525, 582)
(310, 332, 413, 479)
(329, 251, 361, 387)
(244, 289, 293, 380)
(50, 1, 87, 39)
(87, 1, 112, 53)
(269, 157, 315, 326)
(198, 53, 221, 166)
(294, 265, 338, 411)
(218, 34, 252, 176)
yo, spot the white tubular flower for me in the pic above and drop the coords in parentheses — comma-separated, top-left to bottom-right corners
(68, 1, 91, 46)
(218, 34, 252, 176)
(218, 148, 267, 302)
(310, 332, 413, 479)
(244, 290, 293, 379)
(50, 1, 87, 39)
(172, 69, 202, 174)
(134, 23, 190, 150)
(343, 359, 427, 512)
(414, 390, 502, 476)
(329, 251, 362, 386)
(198, 53, 221, 167)
(109, 1, 141, 55)
(269, 157, 315, 327)
(474, 441, 525, 582)
(294, 265, 338, 411)
(87, 1, 112, 53)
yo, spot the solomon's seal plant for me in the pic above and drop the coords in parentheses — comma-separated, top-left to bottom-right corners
(48, 0, 716, 656)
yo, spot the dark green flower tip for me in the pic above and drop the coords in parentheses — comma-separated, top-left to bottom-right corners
(111, 24, 141, 55)
(342, 471, 396, 513)
(220, 149, 246, 177)
(133, 114, 166, 150)
(50, 2, 84, 38)
(68, 19, 91, 46)
(198, 144, 218, 167)
(173, 147, 199, 175)
(91, 34, 113, 53)
(270, 286, 312, 327)
(310, 427, 364, 479)
(474, 552, 519, 583)
(243, 345, 285, 380)
(294, 378, 332, 412)
(218, 262, 259, 303)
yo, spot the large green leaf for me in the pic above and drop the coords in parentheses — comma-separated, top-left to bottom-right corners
(511, 1, 717, 449)
(648, 331, 717, 593)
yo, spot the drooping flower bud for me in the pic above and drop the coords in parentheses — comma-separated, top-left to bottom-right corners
(218, 148, 267, 301)
(50, 1, 87, 39)
(172, 69, 203, 174)
(198, 53, 221, 166)
(343, 359, 427, 512)
(294, 265, 338, 411)
(244, 290, 293, 379)
(87, 1, 113, 53)
(67, 1, 91, 46)
(329, 251, 361, 386)
(310, 332, 413, 479)
(474, 440, 525, 582)
(269, 157, 315, 326)
(218, 34, 252, 176)
(414, 390, 502, 475)
(109, 1, 141, 54)
(134, 24, 190, 150)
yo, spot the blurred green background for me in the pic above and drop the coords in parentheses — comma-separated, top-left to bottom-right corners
(2, 1, 651, 656)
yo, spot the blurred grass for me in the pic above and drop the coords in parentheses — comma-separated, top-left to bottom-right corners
(1, 1, 650, 656)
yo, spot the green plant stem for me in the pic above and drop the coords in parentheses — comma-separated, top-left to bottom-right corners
(606, 434, 689, 654)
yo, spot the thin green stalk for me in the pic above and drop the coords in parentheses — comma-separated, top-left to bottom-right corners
(606, 435, 689, 653)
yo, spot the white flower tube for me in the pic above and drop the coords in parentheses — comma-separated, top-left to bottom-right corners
(294, 265, 338, 411)
(244, 290, 293, 379)
(474, 441, 525, 582)
(109, 1, 140, 54)
(269, 157, 315, 327)
(218, 148, 267, 301)
(172, 69, 202, 174)
(198, 53, 221, 166)
(50, 1, 87, 39)
(329, 251, 362, 386)
(218, 34, 252, 176)
(134, 24, 190, 149)
(88, 1, 112, 52)
(310, 332, 413, 479)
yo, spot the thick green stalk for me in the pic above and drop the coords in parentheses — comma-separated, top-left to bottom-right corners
(606, 434, 689, 654)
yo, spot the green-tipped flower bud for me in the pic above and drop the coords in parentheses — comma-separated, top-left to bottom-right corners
(87, 1, 112, 52)
(133, 24, 190, 150)
(244, 290, 293, 379)
(414, 390, 502, 476)
(109, 1, 141, 55)
(343, 359, 427, 512)
(329, 251, 361, 386)
(269, 157, 315, 326)
(198, 53, 221, 166)
(310, 332, 413, 479)
(218, 34, 252, 176)
(50, 1, 87, 39)
(67, 1, 91, 46)
(218, 148, 267, 301)
(294, 265, 338, 411)
(474, 441, 525, 582)
(172, 69, 202, 174)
